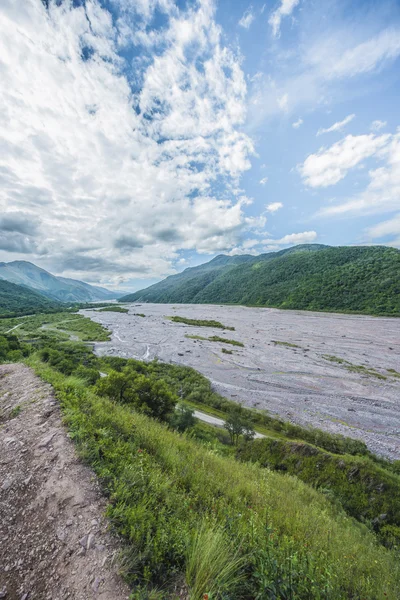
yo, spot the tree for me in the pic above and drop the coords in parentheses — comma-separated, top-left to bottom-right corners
(130, 375, 177, 421)
(224, 407, 255, 446)
(96, 369, 177, 421)
(170, 403, 196, 433)
(96, 370, 137, 404)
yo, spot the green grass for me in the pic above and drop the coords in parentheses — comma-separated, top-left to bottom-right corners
(97, 306, 129, 314)
(387, 369, 400, 378)
(23, 356, 400, 598)
(323, 355, 387, 380)
(221, 348, 233, 355)
(186, 334, 244, 347)
(0, 312, 110, 342)
(169, 316, 235, 330)
(272, 340, 301, 348)
(238, 437, 400, 547)
(10, 405, 22, 419)
(134, 313, 146, 318)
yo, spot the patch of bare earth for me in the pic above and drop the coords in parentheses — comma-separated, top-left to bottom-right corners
(0, 363, 131, 600)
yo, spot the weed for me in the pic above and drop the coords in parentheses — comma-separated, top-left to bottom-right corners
(186, 334, 243, 347)
(272, 340, 300, 348)
(10, 405, 22, 419)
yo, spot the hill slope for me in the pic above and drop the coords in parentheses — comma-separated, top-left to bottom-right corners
(121, 245, 400, 315)
(0, 280, 60, 316)
(0, 261, 119, 303)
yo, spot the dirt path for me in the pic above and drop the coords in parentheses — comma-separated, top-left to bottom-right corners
(0, 364, 131, 600)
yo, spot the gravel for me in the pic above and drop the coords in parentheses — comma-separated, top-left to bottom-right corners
(83, 303, 400, 460)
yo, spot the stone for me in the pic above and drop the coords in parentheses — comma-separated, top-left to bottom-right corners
(38, 432, 57, 448)
(1, 478, 13, 492)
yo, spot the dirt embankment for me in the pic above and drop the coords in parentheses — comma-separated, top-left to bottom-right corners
(0, 363, 130, 600)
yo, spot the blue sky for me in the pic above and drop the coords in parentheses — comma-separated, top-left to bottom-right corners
(0, 0, 399, 291)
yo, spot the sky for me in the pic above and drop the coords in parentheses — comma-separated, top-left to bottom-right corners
(0, 0, 399, 292)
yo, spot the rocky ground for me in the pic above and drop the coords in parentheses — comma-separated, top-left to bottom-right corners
(0, 363, 131, 600)
(84, 303, 400, 460)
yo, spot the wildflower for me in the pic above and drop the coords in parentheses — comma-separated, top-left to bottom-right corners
(137, 448, 143, 454)
(203, 594, 209, 600)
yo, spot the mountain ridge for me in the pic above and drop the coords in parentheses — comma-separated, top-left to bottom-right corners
(120, 244, 400, 316)
(0, 260, 120, 303)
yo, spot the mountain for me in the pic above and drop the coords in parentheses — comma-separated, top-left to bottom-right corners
(0, 280, 61, 317)
(0, 261, 120, 303)
(120, 245, 400, 316)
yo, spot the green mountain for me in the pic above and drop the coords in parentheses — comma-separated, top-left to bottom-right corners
(121, 245, 400, 315)
(0, 280, 61, 317)
(0, 261, 119, 303)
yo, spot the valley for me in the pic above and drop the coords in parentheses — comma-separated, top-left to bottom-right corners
(84, 303, 400, 460)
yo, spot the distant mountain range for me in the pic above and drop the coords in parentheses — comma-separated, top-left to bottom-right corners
(121, 244, 400, 316)
(0, 261, 119, 303)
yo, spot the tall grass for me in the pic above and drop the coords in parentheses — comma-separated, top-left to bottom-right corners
(27, 355, 400, 599)
(185, 521, 246, 599)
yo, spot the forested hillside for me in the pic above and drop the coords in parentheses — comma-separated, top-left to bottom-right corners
(122, 245, 400, 316)
(0, 280, 60, 317)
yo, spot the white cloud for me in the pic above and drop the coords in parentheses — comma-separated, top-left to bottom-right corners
(260, 177, 269, 185)
(263, 230, 317, 245)
(317, 114, 355, 136)
(266, 202, 283, 212)
(248, 26, 400, 126)
(0, 0, 258, 285)
(278, 92, 289, 112)
(292, 118, 303, 129)
(327, 28, 400, 79)
(371, 120, 387, 132)
(367, 214, 400, 239)
(298, 133, 391, 188)
(319, 130, 400, 217)
(239, 6, 254, 29)
(269, 0, 300, 38)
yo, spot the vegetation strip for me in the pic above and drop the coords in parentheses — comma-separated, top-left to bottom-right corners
(186, 334, 244, 346)
(169, 316, 235, 330)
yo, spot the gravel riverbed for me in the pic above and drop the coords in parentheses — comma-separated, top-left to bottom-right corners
(82, 304, 400, 460)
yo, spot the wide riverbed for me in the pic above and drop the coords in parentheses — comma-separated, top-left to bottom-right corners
(82, 304, 400, 459)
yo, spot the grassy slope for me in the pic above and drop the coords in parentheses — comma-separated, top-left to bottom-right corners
(24, 357, 400, 598)
(123, 245, 400, 316)
(3, 312, 400, 596)
(0, 280, 61, 317)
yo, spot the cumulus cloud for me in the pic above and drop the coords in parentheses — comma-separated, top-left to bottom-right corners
(239, 6, 254, 29)
(259, 177, 268, 185)
(298, 133, 391, 188)
(317, 114, 355, 136)
(266, 202, 283, 212)
(269, 0, 300, 38)
(0, 0, 258, 285)
(292, 118, 303, 129)
(319, 130, 400, 217)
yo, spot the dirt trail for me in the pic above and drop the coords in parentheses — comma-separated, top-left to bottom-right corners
(0, 364, 130, 600)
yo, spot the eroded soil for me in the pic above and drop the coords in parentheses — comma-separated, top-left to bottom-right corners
(84, 304, 400, 460)
(0, 363, 130, 600)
